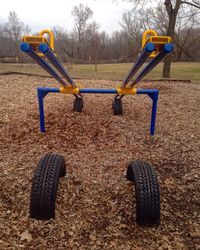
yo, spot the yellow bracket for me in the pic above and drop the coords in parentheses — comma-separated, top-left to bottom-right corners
(142, 29, 172, 58)
(22, 29, 55, 57)
(60, 86, 80, 94)
(117, 87, 137, 95)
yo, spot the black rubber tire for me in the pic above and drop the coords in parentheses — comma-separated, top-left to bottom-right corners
(112, 98, 123, 115)
(126, 160, 160, 226)
(30, 154, 66, 220)
(73, 97, 83, 112)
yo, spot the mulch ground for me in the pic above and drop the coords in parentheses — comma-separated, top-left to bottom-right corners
(0, 75, 199, 249)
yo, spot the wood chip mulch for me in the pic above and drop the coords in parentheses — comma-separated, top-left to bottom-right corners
(0, 75, 199, 249)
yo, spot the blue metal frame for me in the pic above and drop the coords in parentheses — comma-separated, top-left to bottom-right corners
(80, 88, 117, 94)
(122, 42, 155, 87)
(131, 43, 174, 86)
(21, 43, 67, 86)
(37, 87, 159, 135)
(137, 89, 159, 135)
(39, 43, 75, 87)
(20, 40, 172, 136)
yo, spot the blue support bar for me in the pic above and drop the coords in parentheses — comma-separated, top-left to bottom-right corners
(38, 87, 60, 94)
(80, 88, 118, 94)
(150, 96, 158, 135)
(36, 87, 159, 135)
(39, 43, 75, 87)
(148, 90, 159, 136)
(37, 88, 46, 133)
(20, 43, 67, 86)
(122, 42, 155, 88)
(131, 43, 174, 86)
(136, 89, 158, 95)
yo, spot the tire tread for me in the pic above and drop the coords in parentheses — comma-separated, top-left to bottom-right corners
(30, 154, 66, 219)
(126, 160, 160, 225)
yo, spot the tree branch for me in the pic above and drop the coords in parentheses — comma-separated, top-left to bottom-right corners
(181, 1, 200, 9)
(165, 0, 173, 15)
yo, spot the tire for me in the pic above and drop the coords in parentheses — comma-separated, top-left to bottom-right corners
(30, 154, 66, 220)
(112, 98, 123, 115)
(126, 160, 160, 226)
(73, 97, 83, 112)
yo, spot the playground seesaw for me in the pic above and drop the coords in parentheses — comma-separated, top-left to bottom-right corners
(20, 29, 173, 225)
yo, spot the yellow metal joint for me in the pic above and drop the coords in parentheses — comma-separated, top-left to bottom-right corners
(117, 87, 137, 95)
(60, 86, 80, 94)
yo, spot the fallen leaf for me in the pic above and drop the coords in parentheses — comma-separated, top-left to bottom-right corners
(20, 229, 32, 243)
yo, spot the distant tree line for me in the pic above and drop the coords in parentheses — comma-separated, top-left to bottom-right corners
(0, 3, 200, 66)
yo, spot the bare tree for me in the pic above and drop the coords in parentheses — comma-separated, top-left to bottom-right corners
(120, 0, 200, 77)
(140, 4, 200, 61)
(6, 11, 24, 41)
(120, 10, 144, 59)
(86, 21, 100, 71)
(3, 11, 31, 59)
(173, 6, 199, 60)
(71, 4, 93, 60)
(163, 0, 200, 77)
(23, 24, 31, 35)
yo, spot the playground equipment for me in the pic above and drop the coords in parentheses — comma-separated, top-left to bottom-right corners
(20, 29, 173, 226)
(21, 29, 173, 136)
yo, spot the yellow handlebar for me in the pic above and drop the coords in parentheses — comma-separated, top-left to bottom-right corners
(142, 29, 158, 49)
(39, 29, 54, 51)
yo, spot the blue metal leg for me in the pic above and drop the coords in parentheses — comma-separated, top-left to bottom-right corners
(147, 91, 159, 136)
(37, 88, 46, 133)
(37, 87, 60, 132)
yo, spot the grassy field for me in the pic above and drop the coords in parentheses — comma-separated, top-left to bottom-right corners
(0, 62, 199, 83)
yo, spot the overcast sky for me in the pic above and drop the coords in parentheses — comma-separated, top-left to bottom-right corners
(0, 0, 133, 33)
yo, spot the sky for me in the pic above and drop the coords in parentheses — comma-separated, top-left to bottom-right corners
(0, 0, 134, 34)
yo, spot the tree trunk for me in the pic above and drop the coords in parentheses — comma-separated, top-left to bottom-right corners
(162, 11, 176, 78)
(162, 54, 172, 78)
(163, 0, 180, 78)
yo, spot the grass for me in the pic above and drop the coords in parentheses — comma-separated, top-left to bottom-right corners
(0, 62, 199, 83)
